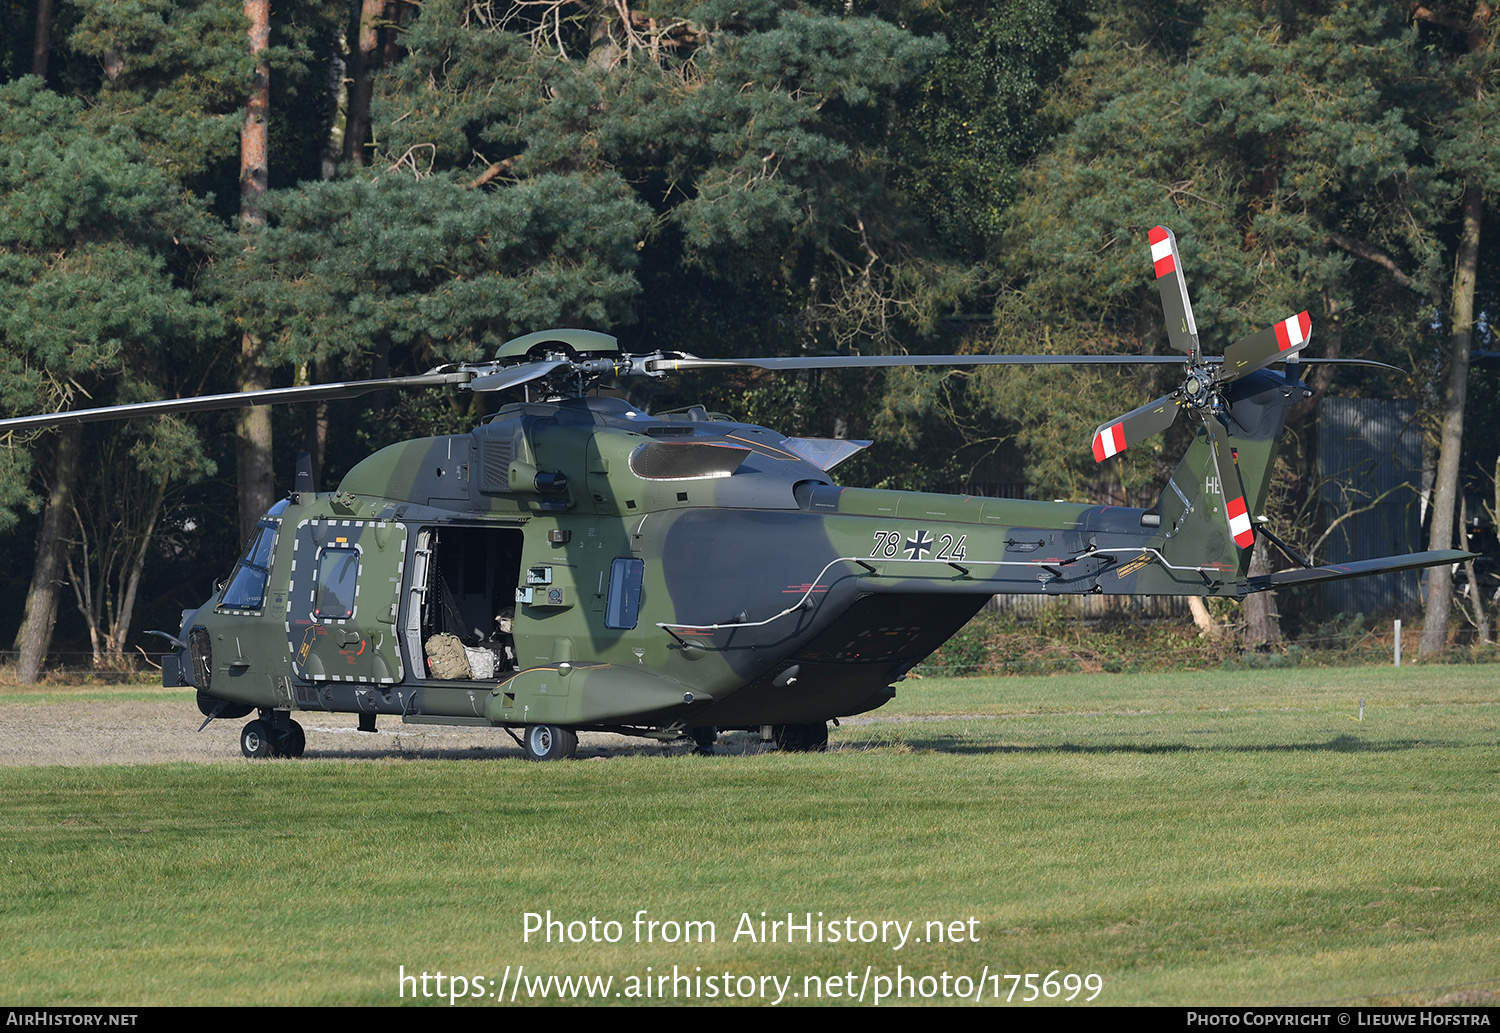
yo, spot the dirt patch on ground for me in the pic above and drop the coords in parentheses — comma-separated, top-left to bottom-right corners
(0, 699, 809, 766)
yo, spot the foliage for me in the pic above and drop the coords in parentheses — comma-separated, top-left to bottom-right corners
(918, 606, 1497, 676)
(64, 0, 346, 198)
(234, 170, 651, 367)
(364, 0, 949, 365)
(67, 0, 253, 181)
(920, 0, 1500, 640)
(977, 3, 1488, 403)
(884, 0, 1092, 257)
(0, 78, 222, 527)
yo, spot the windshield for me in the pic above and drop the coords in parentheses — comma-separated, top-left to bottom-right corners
(220, 523, 276, 611)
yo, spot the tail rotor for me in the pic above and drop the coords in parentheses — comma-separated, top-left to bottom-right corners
(1092, 226, 1314, 552)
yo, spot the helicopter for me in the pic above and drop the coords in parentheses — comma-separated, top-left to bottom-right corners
(0, 226, 1469, 760)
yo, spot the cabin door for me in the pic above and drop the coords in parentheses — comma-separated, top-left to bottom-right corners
(287, 518, 408, 685)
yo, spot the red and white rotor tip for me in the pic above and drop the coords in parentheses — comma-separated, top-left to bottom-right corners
(1226, 495, 1255, 549)
(1148, 226, 1177, 278)
(1274, 311, 1312, 351)
(1092, 422, 1126, 462)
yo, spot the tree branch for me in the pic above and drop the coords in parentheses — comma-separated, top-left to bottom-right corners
(1411, 3, 1492, 50)
(1411, 4, 1470, 33)
(1308, 481, 1416, 561)
(1325, 231, 1444, 303)
(465, 155, 522, 190)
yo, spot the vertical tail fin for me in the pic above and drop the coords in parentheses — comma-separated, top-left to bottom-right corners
(1154, 372, 1294, 573)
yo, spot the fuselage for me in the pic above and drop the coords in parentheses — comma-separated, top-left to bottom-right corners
(175, 395, 1247, 734)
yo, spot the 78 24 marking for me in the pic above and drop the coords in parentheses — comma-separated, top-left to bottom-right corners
(871, 530, 967, 562)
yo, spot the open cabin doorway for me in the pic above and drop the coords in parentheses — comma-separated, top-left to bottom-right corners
(408, 525, 525, 680)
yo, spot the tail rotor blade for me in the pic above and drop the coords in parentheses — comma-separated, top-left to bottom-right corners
(1091, 394, 1181, 462)
(1220, 311, 1312, 383)
(1149, 226, 1201, 363)
(1200, 415, 1256, 550)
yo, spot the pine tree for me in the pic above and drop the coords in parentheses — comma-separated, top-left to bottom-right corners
(986, 0, 1498, 640)
(0, 80, 221, 677)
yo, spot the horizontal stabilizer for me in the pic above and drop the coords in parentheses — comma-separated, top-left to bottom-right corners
(1245, 550, 1472, 593)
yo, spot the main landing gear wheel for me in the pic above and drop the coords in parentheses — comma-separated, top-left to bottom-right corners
(280, 720, 306, 758)
(241, 719, 275, 759)
(773, 722, 829, 753)
(523, 724, 578, 761)
(689, 726, 717, 757)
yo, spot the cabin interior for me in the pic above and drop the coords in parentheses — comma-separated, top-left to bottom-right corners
(418, 526, 524, 678)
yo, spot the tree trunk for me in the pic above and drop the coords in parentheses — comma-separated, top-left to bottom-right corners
(65, 463, 171, 666)
(382, 1, 404, 67)
(236, 0, 275, 544)
(63, 519, 102, 663)
(343, 0, 385, 167)
(1419, 181, 1482, 656)
(236, 355, 275, 544)
(31, 0, 53, 78)
(1288, 292, 1341, 427)
(1187, 595, 1217, 638)
(1458, 496, 1491, 644)
(301, 359, 330, 490)
(1242, 537, 1282, 645)
(109, 474, 168, 658)
(241, 0, 270, 229)
(13, 424, 82, 682)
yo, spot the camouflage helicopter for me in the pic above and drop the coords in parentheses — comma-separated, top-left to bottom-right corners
(0, 227, 1467, 759)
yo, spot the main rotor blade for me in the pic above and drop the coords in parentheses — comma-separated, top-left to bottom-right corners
(1149, 226, 1201, 363)
(1289, 357, 1403, 372)
(0, 371, 473, 433)
(467, 360, 570, 393)
(1091, 394, 1181, 462)
(648, 354, 1191, 372)
(1220, 311, 1312, 383)
(1199, 414, 1255, 551)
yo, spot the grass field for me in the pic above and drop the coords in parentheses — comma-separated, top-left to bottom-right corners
(1, 666, 1496, 1006)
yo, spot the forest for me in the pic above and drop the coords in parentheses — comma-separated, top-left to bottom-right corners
(0, 0, 1495, 678)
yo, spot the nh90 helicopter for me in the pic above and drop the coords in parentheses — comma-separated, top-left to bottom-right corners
(1, 227, 1467, 759)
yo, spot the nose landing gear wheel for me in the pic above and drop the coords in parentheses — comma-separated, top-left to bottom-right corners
(524, 724, 578, 761)
(241, 719, 275, 759)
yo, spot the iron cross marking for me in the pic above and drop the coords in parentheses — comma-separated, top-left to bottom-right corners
(904, 530, 933, 560)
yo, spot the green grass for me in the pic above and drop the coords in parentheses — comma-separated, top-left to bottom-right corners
(1, 666, 1497, 1006)
(886, 664, 1500, 715)
(0, 684, 192, 706)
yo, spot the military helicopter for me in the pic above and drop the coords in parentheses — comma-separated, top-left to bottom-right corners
(0, 227, 1467, 759)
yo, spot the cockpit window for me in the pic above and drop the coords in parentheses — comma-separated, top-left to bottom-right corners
(629, 442, 750, 480)
(220, 523, 277, 611)
(314, 548, 360, 619)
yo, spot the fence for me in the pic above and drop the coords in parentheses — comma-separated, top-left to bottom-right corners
(0, 651, 168, 680)
(984, 593, 1192, 618)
